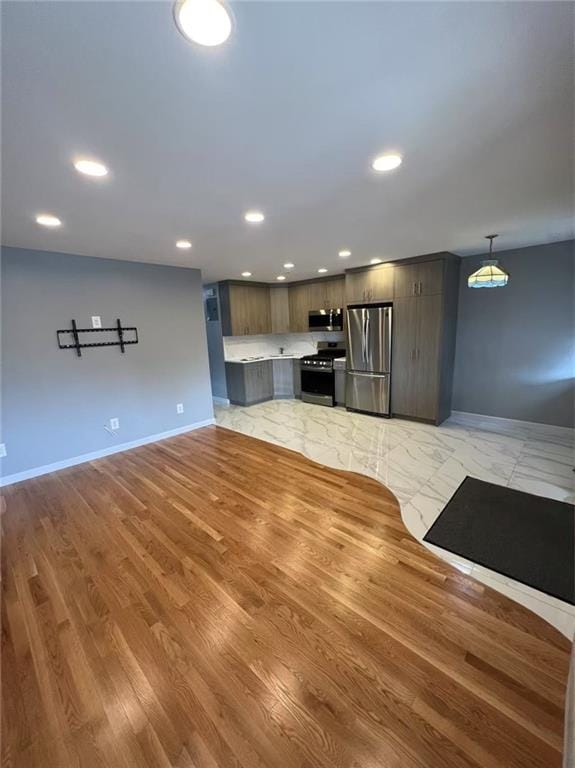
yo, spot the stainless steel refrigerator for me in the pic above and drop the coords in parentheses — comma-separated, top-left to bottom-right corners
(346, 304, 392, 416)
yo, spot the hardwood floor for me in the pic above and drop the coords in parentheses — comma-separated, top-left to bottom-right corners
(1, 425, 570, 767)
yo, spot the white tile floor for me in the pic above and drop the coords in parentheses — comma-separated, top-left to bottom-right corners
(215, 400, 575, 638)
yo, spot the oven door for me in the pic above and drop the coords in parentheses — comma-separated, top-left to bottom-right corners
(300, 366, 335, 406)
(308, 309, 343, 332)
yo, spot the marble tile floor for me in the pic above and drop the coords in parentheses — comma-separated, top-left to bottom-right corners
(215, 399, 575, 638)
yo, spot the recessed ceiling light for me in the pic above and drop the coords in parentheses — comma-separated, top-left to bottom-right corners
(176, 239, 192, 249)
(245, 210, 265, 223)
(372, 153, 402, 172)
(276, 275, 286, 281)
(283, 262, 295, 269)
(370, 258, 383, 264)
(338, 250, 351, 258)
(174, 0, 232, 47)
(35, 214, 61, 228)
(241, 271, 252, 277)
(74, 159, 108, 177)
(318, 268, 328, 273)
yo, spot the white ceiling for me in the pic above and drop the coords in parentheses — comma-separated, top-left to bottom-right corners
(2, 1, 573, 282)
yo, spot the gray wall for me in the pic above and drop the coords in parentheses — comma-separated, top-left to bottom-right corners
(203, 283, 228, 400)
(1, 247, 214, 477)
(453, 240, 574, 428)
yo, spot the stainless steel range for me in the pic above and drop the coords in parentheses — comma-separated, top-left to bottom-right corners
(300, 342, 346, 407)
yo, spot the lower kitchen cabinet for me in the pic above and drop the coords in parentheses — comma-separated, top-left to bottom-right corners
(225, 361, 274, 405)
(272, 359, 295, 398)
(293, 361, 302, 398)
(335, 368, 346, 405)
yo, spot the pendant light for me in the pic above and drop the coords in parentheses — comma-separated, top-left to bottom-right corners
(468, 234, 509, 288)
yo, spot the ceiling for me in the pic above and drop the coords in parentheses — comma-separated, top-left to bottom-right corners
(2, 1, 573, 283)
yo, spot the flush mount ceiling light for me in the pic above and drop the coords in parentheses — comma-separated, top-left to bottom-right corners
(338, 249, 351, 258)
(276, 275, 286, 281)
(241, 271, 252, 277)
(370, 258, 383, 264)
(283, 262, 295, 269)
(74, 158, 108, 177)
(174, 0, 232, 47)
(36, 213, 61, 227)
(372, 153, 402, 172)
(244, 210, 265, 223)
(176, 239, 192, 249)
(468, 234, 509, 288)
(318, 268, 328, 273)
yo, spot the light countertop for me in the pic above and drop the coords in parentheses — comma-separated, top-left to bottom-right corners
(225, 354, 303, 364)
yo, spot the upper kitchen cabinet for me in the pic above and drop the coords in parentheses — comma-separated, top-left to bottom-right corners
(393, 258, 444, 298)
(288, 277, 344, 332)
(345, 264, 395, 304)
(288, 282, 311, 333)
(219, 281, 272, 336)
(313, 277, 345, 309)
(270, 286, 290, 334)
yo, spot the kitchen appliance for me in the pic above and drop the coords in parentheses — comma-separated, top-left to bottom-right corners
(300, 342, 346, 407)
(308, 308, 343, 332)
(346, 304, 392, 416)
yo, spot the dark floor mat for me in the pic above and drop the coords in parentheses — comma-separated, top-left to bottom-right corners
(423, 476, 574, 605)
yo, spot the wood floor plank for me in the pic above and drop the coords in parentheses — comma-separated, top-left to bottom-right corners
(1, 425, 570, 767)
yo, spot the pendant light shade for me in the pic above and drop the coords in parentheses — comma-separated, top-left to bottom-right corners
(468, 235, 509, 288)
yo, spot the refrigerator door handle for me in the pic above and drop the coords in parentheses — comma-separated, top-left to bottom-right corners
(364, 311, 370, 367)
(362, 310, 367, 363)
(348, 371, 388, 378)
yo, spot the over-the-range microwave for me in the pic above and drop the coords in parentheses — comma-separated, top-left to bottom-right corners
(308, 308, 343, 332)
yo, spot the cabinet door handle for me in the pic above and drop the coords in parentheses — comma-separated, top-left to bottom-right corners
(416, 349, 420, 360)
(413, 281, 417, 296)
(419, 281, 423, 295)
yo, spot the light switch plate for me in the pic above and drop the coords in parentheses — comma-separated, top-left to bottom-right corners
(109, 418, 120, 431)
(176, 403, 184, 414)
(0, 443, 6, 458)
(92, 316, 102, 329)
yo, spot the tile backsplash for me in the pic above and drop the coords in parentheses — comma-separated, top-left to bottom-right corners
(223, 332, 344, 361)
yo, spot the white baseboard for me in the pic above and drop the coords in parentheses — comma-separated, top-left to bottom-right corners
(0, 418, 216, 487)
(451, 410, 574, 438)
(212, 396, 230, 406)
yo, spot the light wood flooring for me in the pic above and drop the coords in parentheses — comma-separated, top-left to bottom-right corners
(1, 425, 571, 767)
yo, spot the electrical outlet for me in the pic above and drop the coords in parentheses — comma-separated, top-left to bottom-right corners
(0, 443, 6, 458)
(109, 417, 120, 431)
(176, 403, 184, 414)
(91, 315, 102, 329)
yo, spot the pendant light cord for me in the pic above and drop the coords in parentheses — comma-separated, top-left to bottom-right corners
(486, 233, 499, 258)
